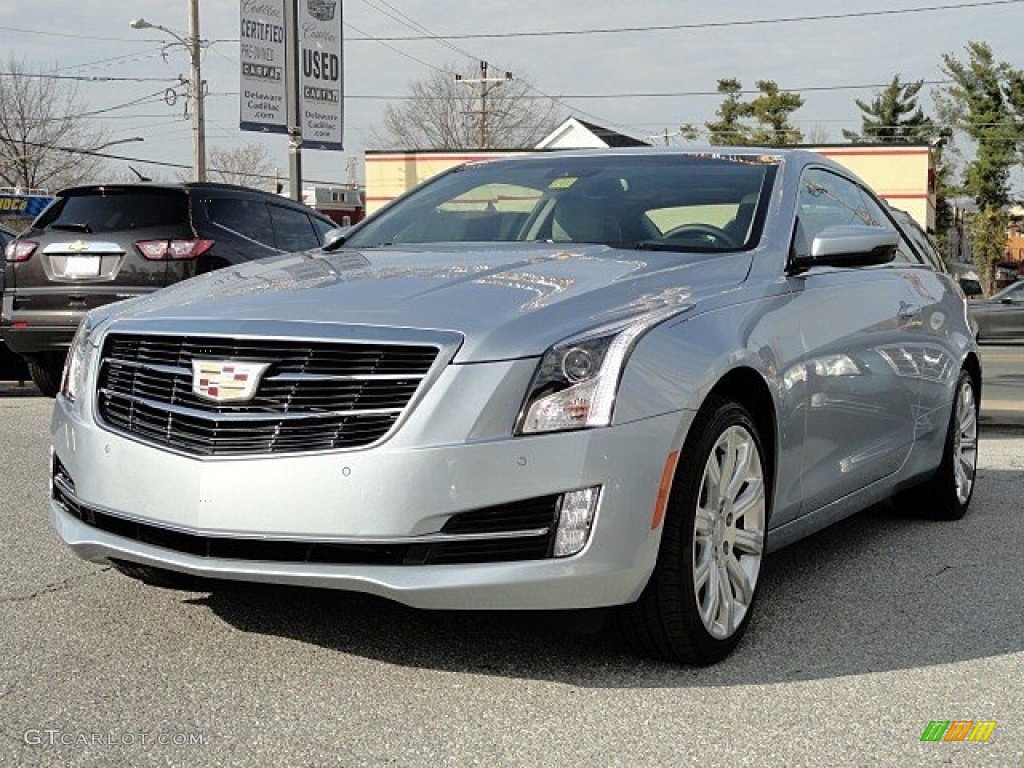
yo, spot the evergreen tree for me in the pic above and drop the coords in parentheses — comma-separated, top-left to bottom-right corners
(748, 80, 804, 145)
(705, 79, 751, 146)
(936, 41, 1023, 207)
(843, 75, 936, 143)
(706, 79, 804, 146)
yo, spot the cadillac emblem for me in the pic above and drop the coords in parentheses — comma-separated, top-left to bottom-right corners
(191, 360, 270, 403)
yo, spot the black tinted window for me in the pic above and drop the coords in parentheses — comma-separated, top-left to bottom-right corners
(206, 198, 276, 246)
(269, 205, 318, 251)
(311, 215, 334, 239)
(42, 192, 188, 233)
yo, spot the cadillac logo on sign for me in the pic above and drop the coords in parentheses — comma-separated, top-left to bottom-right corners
(191, 360, 270, 403)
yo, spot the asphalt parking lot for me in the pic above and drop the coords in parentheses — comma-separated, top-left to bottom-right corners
(1, 348, 1022, 767)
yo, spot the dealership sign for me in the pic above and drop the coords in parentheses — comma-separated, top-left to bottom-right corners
(239, 0, 344, 150)
(0, 194, 54, 218)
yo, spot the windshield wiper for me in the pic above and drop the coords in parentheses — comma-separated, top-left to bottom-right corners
(50, 223, 93, 234)
(634, 241, 724, 254)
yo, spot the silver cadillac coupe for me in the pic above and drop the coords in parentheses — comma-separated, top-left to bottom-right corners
(50, 149, 980, 664)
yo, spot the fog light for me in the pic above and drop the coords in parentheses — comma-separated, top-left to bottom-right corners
(553, 486, 601, 557)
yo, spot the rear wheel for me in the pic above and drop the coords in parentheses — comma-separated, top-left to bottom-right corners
(25, 353, 64, 397)
(617, 397, 768, 664)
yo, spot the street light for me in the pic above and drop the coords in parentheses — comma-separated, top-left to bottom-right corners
(130, 2, 206, 181)
(93, 137, 146, 153)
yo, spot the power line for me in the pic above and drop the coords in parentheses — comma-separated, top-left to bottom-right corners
(208, 78, 970, 102)
(535, 80, 960, 100)
(2, 26, 163, 43)
(348, 0, 1023, 41)
(356, 0, 478, 62)
(9, 138, 344, 186)
(351, 0, 634, 133)
(0, 71, 177, 84)
(51, 48, 168, 75)
(345, 21, 448, 75)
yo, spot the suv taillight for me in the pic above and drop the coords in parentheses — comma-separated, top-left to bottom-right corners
(136, 239, 214, 260)
(5, 240, 38, 262)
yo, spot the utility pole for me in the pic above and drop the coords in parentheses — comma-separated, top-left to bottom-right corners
(130, 6, 206, 181)
(456, 61, 512, 148)
(188, 0, 206, 182)
(284, 0, 303, 201)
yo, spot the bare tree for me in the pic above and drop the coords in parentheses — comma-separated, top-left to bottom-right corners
(804, 123, 832, 145)
(207, 144, 274, 189)
(0, 56, 111, 191)
(373, 64, 562, 150)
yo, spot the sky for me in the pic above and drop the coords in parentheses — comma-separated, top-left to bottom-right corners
(1, 0, 1022, 191)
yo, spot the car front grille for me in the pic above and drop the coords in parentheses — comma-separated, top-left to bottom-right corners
(96, 333, 440, 456)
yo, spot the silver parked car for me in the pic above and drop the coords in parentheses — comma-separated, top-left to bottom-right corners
(970, 279, 1024, 341)
(50, 149, 980, 664)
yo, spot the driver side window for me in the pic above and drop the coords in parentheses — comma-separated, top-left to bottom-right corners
(795, 168, 896, 256)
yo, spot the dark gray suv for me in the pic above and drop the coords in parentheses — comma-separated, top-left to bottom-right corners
(2, 183, 336, 395)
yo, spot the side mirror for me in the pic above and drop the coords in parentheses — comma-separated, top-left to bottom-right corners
(791, 225, 899, 273)
(323, 226, 351, 251)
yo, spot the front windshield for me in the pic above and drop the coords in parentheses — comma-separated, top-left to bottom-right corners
(346, 153, 779, 253)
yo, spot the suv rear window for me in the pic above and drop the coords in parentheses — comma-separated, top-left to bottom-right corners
(39, 191, 188, 233)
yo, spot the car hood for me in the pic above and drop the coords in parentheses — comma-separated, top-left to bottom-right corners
(97, 243, 752, 361)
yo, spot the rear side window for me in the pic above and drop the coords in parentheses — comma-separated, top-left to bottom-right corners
(269, 205, 319, 251)
(206, 198, 276, 246)
(310, 216, 335, 240)
(41, 192, 188, 233)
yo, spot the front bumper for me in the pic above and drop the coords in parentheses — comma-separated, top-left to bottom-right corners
(50, 386, 692, 610)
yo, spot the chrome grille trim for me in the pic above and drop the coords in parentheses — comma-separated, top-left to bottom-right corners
(95, 330, 451, 457)
(97, 389, 406, 422)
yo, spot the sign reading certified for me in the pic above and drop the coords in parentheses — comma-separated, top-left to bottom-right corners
(240, 0, 287, 135)
(239, 0, 344, 151)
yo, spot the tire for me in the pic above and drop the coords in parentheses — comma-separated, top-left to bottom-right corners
(906, 370, 979, 521)
(25, 354, 64, 398)
(110, 560, 206, 591)
(616, 396, 769, 665)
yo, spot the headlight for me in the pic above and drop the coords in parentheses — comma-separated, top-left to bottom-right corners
(516, 306, 688, 434)
(61, 316, 96, 404)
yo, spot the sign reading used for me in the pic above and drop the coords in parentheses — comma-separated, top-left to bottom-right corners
(239, 0, 344, 150)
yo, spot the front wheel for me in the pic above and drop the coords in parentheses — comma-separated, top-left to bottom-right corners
(909, 370, 979, 520)
(617, 397, 768, 664)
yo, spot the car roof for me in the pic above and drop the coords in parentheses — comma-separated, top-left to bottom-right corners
(56, 182, 291, 199)
(467, 146, 819, 163)
(461, 146, 859, 182)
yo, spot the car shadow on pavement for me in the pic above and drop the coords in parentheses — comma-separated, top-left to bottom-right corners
(193, 465, 1024, 687)
(0, 384, 40, 398)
